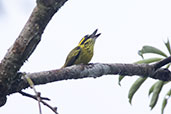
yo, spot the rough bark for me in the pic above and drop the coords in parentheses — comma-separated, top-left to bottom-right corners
(0, 0, 68, 107)
(0, 0, 171, 108)
(7, 57, 171, 96)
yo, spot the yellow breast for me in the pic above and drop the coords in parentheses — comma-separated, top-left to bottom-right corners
(74, 46, 94, 65)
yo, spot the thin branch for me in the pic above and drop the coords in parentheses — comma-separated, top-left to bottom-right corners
(6, 57, 171, 96)
(37, 92, 42, 114)
(40, 100, 58, 114)
(20, 74, 57, 114)
(19, 91, 58, 114)
(23, 74, 43, 114)
(19, 91, 50, 101)
(153, 56, 171, 70)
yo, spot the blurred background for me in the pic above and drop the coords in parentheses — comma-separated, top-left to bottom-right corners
(0, 0, 171, 114)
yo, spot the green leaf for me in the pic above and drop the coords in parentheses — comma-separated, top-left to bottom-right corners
(128, 77, 147, 104)
(164, 39, 171, 55)
(138, 46, 168, 58)
(166, 63, 171, 69)
(148, 82, 157, 96)
(149, 81, 164, 110)
(118, 75, 124, 86)
(161, 98, 167, 114)
(149, 81, 168, 96)
(135, 57, 163, 64)
(166, 88, 171, 97)
(118, 58, 160, 85)
(161, 89, 171, 114)
(118, 57, 162, 86)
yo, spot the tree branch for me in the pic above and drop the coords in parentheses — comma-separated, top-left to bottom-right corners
(0, 0, 171, 108)
(153, 56, 171, 70)
(7, 57, 171, 96)
(0, 0, 68, 107)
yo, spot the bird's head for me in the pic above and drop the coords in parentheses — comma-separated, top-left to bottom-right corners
(78, 29, 101, 47)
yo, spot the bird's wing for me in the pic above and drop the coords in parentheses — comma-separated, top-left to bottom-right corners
(63, 46, 81, 67)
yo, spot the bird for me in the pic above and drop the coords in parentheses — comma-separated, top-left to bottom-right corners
(63, 29, 101, 68)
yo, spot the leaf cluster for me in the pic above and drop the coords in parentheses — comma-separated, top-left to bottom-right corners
(118, 39, 171, 114)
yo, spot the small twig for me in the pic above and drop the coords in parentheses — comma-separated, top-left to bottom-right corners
(40, 100, 58, 114)
(37, 92, 42, 114)
(21, 74, 58, 114)
(154, 56, 171, 70)
(23, 74, 43, 114)
(19, 91, 58, 114)
(19, 91, 50, 101)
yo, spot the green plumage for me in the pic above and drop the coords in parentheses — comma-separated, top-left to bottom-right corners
(63, 29, 101, 67)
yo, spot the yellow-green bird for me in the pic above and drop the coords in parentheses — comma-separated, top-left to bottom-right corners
(63, 29, 101, 67)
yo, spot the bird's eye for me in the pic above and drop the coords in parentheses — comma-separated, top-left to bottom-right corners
(84, 42, 89, 45)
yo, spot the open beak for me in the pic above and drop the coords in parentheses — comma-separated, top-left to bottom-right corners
(90, 29, 101, 39)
